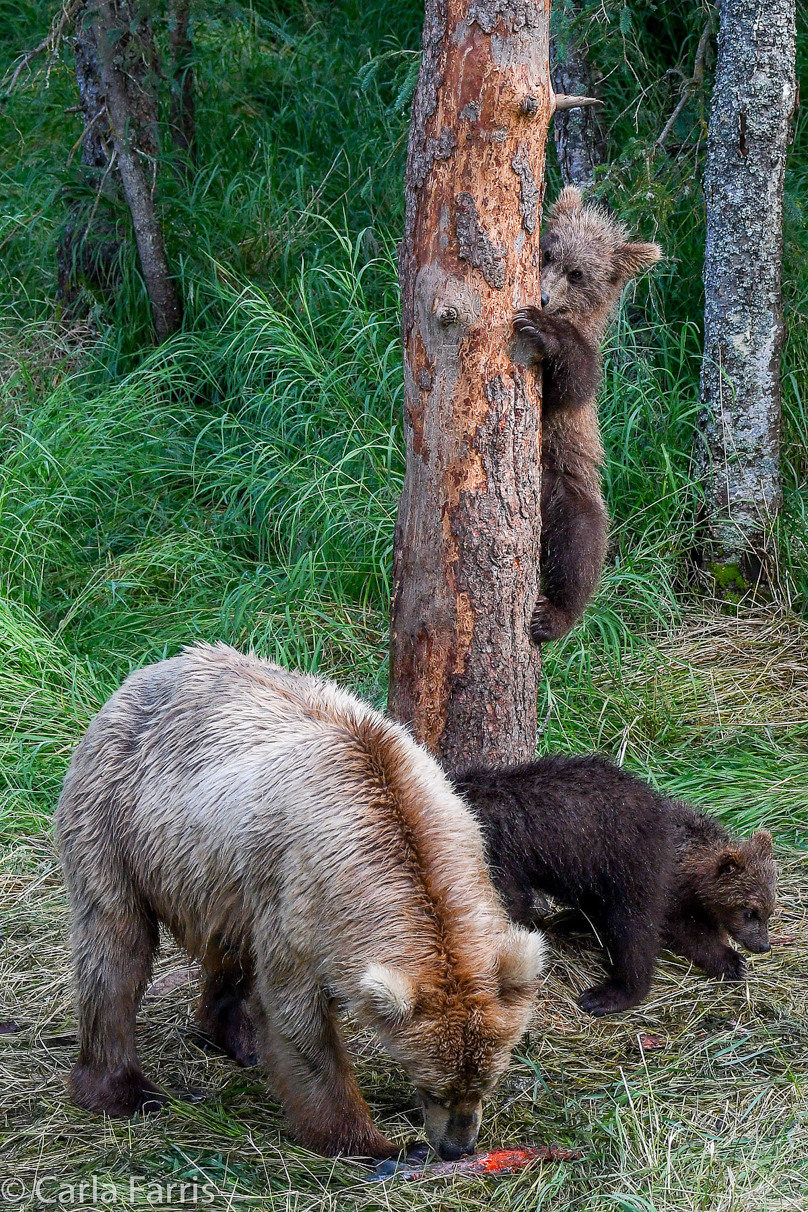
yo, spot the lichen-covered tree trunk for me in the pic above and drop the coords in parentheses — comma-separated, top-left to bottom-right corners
(550, 1, 602, 188)
(697, 0, 796, 586)
(389, 0, 551, 773)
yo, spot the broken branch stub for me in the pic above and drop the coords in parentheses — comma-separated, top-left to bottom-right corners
(552, 93, 603, 112)
(389, 0, 552, 772)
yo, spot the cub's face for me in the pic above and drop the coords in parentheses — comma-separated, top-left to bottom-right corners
(538, 186, 661, 331)
(540, 230, 619, 322)
(713, 831, 777, 953)
(357, 928, 544, 1160)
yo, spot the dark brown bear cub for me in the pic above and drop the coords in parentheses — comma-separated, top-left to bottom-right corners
(456, 755, 776, 1016)
(513, 188, 662, 643)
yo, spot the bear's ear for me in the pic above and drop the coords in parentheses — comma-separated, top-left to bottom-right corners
(496, 926, 546, 1002)
(716, 847, 746, 877)
(359, 964, 417, 1027)
(549, 185, 583, 223)
(611, 240, 663, 283)
(747, 830, 773, 858)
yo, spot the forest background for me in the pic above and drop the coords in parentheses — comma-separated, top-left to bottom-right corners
(1, 2, 807, 1209)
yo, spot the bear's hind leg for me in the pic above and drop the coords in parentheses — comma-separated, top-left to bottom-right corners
(532, 469, 608, 644)
(197, 963, 257, 1067)
(69, 904, 164, 1116)
(254, 966, 397, 1159)
(578, 907, 659, 1017)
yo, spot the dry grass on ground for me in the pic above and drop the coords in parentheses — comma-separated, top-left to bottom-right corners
(647, 609, 808, 733)
(1, 837, 806, 1211)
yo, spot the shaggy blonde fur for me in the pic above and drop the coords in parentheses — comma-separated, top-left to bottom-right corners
(55, 643, 545, 1160)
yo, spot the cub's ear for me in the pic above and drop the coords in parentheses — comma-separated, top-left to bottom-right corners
(716, 847, 746, 877)
(747, 830, 773, 858)
(611, 240, 663, 283)
(549, 185, 583, 222)
(497, 926, 546, 1002)
(359, 964, 417, 1027)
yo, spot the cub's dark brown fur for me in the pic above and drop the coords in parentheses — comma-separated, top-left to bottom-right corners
(456, 755, 776, 1016)
(513, 188, 662, 643)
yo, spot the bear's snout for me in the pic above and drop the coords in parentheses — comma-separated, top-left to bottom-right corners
(438, 1139, 473, 1162)
(418, 1092, 482, 1162)
(733, 921, 771, 954)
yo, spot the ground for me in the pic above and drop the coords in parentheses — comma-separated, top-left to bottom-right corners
(1, 830, 806, 1210)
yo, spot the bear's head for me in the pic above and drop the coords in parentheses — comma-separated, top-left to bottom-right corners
(539, 186, 661, 337)
(703, 830, 777, 953)
(357, 925, 545, 1160)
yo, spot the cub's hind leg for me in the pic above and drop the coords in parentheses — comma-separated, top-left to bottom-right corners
(532, 467, 608, 644)
(68, 903, 164, 1116)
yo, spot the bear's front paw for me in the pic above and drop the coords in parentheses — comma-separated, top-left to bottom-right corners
(716, 948, 747, 982)
(513, 308, 562, 361)
(530, 597, 573, 645)
(579, 982, 642, 1017)
(69, 1064, 166, 1117)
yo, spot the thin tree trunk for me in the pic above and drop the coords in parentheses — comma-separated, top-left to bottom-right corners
(696, 0, 796, 586)
(550, 1, 602, 188)
(58, 18, 117, 306)
(74, 19, 109, 170)
(389, 1, 552, 773)
(90, 0, 182, 341)
(168, 0, 195, 172)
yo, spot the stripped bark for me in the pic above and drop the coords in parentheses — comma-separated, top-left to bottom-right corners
(696, 0, 796, 585)
(389, 0, 552, 772)
(550, 0, 602, 188)
(89, 0, 181, 340)
(168, 0, 195, 171)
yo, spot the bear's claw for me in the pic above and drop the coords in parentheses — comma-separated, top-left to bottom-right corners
(530, 597, 572, 645)
(513, 308, 562, 361)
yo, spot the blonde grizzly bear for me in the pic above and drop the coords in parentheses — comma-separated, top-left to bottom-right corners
(55, 644, 545, 1161)
(514, 187, 662, 643)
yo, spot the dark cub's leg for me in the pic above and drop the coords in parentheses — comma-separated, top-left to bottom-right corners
(577, 897, 660, 1017)
(664, 913, 747, 982)
(197, 963, 257, 1067)
(68, 904, 164, 1115)
(531, 468, 608, 644)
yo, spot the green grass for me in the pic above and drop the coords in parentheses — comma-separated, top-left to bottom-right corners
(1, 0, 807, 1207)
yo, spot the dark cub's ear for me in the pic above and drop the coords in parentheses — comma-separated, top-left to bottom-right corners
(747, 830, 773, 858)
(716, 847, 746, 877)
(611, 241, 663, 283)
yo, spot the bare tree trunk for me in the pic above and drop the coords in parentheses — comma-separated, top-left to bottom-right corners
(550, 1, 602, 188)
(696, 0, 796, 587)
(168, 0, 195, 172)
(389, 1, 553, 773)
(90, 0, 182, 341)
